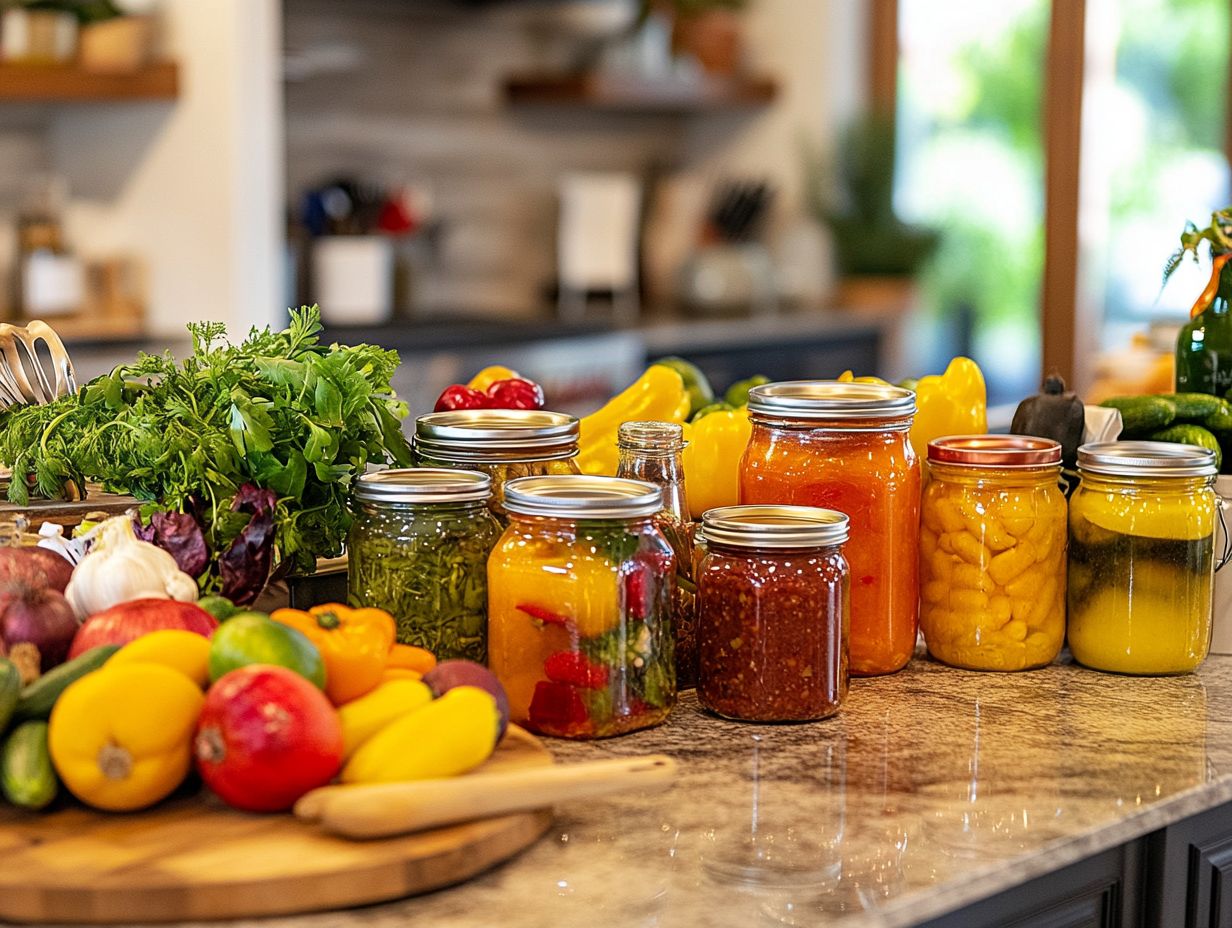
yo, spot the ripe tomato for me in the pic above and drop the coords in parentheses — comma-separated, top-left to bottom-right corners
(194, 665, 343, 812)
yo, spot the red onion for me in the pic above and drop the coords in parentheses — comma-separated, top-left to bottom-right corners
(0, 583, 80, 672)
(0, 547, 74, 594)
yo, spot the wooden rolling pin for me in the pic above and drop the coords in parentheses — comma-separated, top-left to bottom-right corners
(295, 754, 677, 839)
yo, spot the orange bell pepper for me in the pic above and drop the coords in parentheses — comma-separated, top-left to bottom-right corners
(270, 604, 396, 705)
(381, 667, 425, 684)
(387, 642, 437, 675)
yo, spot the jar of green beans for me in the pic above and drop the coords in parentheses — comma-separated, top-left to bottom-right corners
(348, 468, 502, 662)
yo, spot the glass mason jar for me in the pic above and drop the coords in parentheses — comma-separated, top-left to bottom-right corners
(1069, 441, 1221, 675)
(348, 468, 502, 662)
(920, 436, 1067, 672)
(414, 409, 581, 519)
(696, 505, 850, 722)
(615, 420, 698, 690)
(740, 381, 921, 676)
(487, 475, 677, 739)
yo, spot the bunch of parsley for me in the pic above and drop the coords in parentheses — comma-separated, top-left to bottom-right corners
(0, 306, 413, 579)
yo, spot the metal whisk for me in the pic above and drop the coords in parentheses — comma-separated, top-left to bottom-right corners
(0, 321, 76, 410)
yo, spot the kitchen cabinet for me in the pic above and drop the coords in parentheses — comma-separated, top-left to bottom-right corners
(1146, 799, 1232, 928)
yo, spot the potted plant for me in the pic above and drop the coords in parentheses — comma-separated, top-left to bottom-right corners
(640, 0, 748, 76)
(805, 114, 940, 312)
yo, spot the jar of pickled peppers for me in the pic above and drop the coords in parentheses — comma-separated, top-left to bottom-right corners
(696, 505, 849, 722)
(487, 475, 677, 738)
(348, 469, 502, 661)
(920, 436, 1067, 671)
(414, 409, 581, 518)
(1069, 441, 1221, 675)
(739, 381, 920, 676)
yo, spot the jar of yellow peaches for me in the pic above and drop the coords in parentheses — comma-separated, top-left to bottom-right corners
(1069, 441, 1222, 675)
(920, 436, 1067, 671)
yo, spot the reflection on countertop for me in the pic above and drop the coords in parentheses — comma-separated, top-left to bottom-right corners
(157, 650, 1230, 928)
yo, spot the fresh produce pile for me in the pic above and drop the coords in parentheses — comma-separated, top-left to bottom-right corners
(0, 535, 508, 816)
(433, 365, 547, 412)
(0, 307, 414, 598)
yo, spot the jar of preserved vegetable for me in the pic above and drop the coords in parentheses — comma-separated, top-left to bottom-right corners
(414, 410, 581, 518)
(348, 468, 502, 662)
(696, 505, 849, 722)
(920, 436, 1067, 672)
(488, 475, 676, 739)
(1069, 441, 1225, 675)
(740, 381, 920, 676)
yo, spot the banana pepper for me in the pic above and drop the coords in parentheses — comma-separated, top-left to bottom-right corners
(576, 366, 691, 475)
(839, 357, 987, 464)
(681, 408, 753, 519)
(270, 604, 396, 705)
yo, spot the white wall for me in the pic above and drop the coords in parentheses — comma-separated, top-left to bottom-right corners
(53, 0, 283, 338)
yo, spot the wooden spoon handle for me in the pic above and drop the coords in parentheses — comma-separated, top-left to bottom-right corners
(295, 754, 677, 839)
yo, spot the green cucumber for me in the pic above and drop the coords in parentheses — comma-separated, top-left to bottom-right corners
(0, 657, 20, 735)
(1204, 397, 1232, 433)
(1101, 396, 1176, 436)
(1148, 424, 1223, 470)
(1163, 392, 1224, 421)
(14, 645, 119, 723)
(1, 721, 57, 810)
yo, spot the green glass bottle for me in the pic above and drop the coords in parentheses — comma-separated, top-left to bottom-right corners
(1176, 253, 1232, 395)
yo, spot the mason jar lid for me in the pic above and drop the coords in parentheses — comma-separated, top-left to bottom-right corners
(503, 475, 662, 519)
(747, 381, 916, 421)
(700, 505, 849, 549)
(414, 409, 580, 463)
(929, 435, 1062, 468)
(353, 468, 492, 504)
(1077, 441, 1218, 478)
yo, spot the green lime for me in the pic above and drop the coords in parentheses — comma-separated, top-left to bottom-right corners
(207, 614, 326, 689)
(197, 595, 241, 622)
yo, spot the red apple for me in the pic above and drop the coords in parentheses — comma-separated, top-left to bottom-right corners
(69, 598, 217, 659)
(194, 665, 343, 812)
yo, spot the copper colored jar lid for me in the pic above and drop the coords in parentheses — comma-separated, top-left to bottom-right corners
(928, 435, 1062, 468)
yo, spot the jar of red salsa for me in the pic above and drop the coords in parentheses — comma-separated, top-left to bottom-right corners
(696, 505, 850, 722)
(740, 382, 920, 676)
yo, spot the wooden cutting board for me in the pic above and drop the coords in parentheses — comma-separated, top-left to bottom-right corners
(0, 726, 554, 924)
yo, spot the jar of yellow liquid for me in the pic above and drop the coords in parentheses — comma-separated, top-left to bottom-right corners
(920, 436, 1067, 671)
(1069, 442, 1222, 675)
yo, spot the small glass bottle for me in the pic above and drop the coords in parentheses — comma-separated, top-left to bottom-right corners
(615, 421, 698, 688)
(348, 468, 502, 662)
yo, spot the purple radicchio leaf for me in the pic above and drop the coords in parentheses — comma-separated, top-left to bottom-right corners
(220, 484, 278, 605)
(132, 511, 209, 579)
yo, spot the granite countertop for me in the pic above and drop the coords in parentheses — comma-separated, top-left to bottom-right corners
(136, 650, 1232, 928)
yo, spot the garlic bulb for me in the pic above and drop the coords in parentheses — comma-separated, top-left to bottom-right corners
(65, 517, 199, 620)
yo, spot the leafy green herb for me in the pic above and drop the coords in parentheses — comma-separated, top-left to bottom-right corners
(1164, 207, 1232, 290)
(0, 307, 413, 583)
(576, 521, 641, 565)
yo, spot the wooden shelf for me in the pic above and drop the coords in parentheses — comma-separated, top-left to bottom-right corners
(0, 61, 178, 102)
(504, 72, 776, 113)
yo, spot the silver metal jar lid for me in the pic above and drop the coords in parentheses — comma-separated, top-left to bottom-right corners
(700, 505, 850, 548)
(353, 468, 492, 504)
(747, 381, 916, 421)
(414, 409, 580, 463)
(503, 475, 663, 519)
(1077, 441, 1218, 478)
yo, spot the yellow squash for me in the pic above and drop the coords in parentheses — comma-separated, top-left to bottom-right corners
(108, 629, 212, 688)
(337, 678, 434, 759)
(342, 685, 499, 784)
(49, 664, 204, 811)
(576, 366, 691, 476)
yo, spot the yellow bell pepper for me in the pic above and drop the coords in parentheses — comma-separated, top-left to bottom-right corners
(576, 366, 692, 475)
(108, 629, 212, 688)
(48, 664, 204, 811)
(467, 365, 521, 392)
(839, 358, 987, 465)
(681, 408, 754, 519)
(911, 357, 987, 462)
(270, 604, 397, 706)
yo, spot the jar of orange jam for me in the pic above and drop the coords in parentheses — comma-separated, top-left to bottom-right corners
(740, 381, 920, 676)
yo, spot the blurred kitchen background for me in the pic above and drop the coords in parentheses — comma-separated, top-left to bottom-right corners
(0, 0, 1227, 413)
